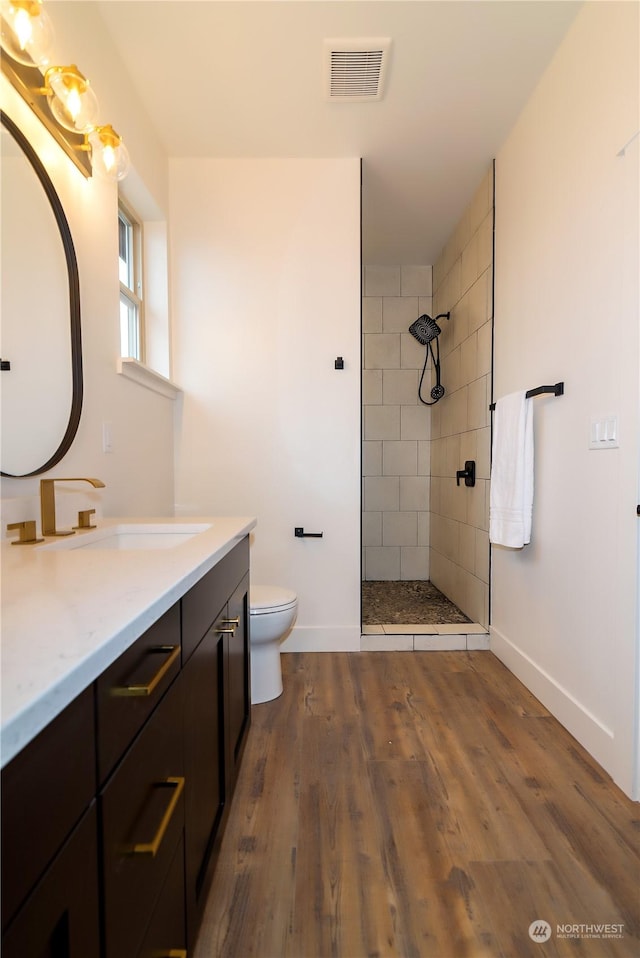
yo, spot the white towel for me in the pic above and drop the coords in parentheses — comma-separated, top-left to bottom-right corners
(489, 391, 534, 548)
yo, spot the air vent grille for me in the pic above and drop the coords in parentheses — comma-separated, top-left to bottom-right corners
(325, 38, 391, 101)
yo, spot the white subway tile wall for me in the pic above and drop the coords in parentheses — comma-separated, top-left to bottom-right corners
(362, 265, 432, 581)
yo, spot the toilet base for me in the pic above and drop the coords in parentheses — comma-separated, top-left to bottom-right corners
(251, 641, 283, 704)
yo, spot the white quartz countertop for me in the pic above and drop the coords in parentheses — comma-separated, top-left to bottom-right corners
(1, 516, 256, 768)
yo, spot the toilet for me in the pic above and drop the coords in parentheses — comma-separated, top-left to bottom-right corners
(249, 585, 298, 704)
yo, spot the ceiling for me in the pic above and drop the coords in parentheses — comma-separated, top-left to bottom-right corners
(96, 1, 580, 266)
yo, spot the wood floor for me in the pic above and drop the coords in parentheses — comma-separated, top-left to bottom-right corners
(193, 652, 640, 958)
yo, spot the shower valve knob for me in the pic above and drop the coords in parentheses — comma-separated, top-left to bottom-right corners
(456, 461, 476, 487)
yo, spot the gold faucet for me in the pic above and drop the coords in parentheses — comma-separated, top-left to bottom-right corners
(7, 521, 44, 545)
(40, 478, 106, 537)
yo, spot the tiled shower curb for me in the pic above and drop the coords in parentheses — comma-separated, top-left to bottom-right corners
(361, 623, 489, 651)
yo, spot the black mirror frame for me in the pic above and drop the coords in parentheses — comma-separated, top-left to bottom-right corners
(1, 110, 83, 478)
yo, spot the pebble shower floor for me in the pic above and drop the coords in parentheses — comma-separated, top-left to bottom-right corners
(361, 580, 471, 626)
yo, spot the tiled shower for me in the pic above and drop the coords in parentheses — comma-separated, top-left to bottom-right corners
(362, 165, 494, 630)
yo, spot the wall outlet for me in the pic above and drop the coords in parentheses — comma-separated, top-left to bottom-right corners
(589, 416, 619, 449)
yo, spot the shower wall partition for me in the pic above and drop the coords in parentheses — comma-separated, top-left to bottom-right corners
(430, 165, 494, 628)
(362, 163, 495, 629)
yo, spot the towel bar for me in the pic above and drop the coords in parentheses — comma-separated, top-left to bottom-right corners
(489, 382, 564, 411)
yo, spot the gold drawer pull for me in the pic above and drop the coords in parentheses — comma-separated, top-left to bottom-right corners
(221, 617, 240, 626)
(112, 645, 180, 697)
(152, 950, 187, 957)
(131, 776, 185, 857)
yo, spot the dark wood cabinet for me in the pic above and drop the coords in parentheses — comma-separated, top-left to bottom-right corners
(183, 616, 225, 942)
(96, 602, 181, 784)
(182, 538, 251, 950)
(137, 836, 187, 958)
(225, 572, 251, 787)
(1, 804, 100, 958)
(101, 675, 185, 958)
(1, 686, 96, 936)
(2, 689, 99, 958)
(1, 535, 251, 958)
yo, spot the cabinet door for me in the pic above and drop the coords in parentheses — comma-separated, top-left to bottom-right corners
(226, 572, 251, 782)
(183, 624, 225, 945)
(2, 804, 100, 958)
(137, 836, 186, 958)
(181, 537, 249, 663)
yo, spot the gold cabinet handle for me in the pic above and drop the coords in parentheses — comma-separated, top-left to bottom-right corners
(131, 776, 185, 857)
(221, 617, 240, 626)
(153, 950, 187, 958)
(111, 645, 180, 697)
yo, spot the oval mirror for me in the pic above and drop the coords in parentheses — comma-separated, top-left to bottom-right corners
(1, 110, 83, 478)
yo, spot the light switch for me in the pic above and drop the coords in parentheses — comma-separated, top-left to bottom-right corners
(589, 415, 619, 449)
(102, 422, 113, 453)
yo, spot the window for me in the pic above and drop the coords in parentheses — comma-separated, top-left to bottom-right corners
(118, 200, 143, 360)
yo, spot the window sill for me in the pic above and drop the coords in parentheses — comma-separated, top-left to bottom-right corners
(117, 358, 182, 399)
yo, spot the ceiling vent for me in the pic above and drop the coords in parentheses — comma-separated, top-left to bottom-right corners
(325, 38, 391, 102)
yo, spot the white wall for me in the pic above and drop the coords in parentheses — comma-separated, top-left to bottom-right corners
(170, 158, 362, 651)
(492, 2, 639, 797)
(0, 2, 175, 520)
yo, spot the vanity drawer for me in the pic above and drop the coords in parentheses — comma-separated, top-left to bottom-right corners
(96, 602, 181, 783)
(100, 674, 185, 958)
(1, 686, 96, 931)
(137, 835, 186, 958)
(182, 536, 249, 662)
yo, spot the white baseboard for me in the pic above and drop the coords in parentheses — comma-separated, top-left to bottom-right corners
(490, 625, 614, 774)
(280, 625, 361, 653)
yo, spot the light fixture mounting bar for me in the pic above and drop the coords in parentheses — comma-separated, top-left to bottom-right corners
(1, 54, 91, 176)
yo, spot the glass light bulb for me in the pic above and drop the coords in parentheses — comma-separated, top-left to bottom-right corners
(88, 126, 130, 182)
(45, 66, 99, 133)
(0, 0, 54, 67)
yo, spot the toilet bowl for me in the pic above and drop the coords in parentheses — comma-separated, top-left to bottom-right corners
(249, 585, 298, 704)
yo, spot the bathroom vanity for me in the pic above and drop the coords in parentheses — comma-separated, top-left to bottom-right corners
(1, 516, 255, 958)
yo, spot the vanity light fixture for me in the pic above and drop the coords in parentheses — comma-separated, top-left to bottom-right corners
(0, 0, 130, 180)
(0, 0, 54, 68)
(83, 124, 130, 181)
(40, 64, 99, 133)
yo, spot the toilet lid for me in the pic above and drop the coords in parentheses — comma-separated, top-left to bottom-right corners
(250, 584, 297, 615)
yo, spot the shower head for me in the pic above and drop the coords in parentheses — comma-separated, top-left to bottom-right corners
(408, 312, 450, 346)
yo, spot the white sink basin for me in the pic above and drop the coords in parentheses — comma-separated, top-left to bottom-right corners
(39, 523, 212, 551)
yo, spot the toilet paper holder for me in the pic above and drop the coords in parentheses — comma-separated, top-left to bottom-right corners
(294, 527, 323, 538)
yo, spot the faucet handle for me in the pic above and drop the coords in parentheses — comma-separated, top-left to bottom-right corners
(73, 509, 96, 530)
(7, 521, 44, 545)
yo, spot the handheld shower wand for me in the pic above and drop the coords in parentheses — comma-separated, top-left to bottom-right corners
(408, 312, 450, 404)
